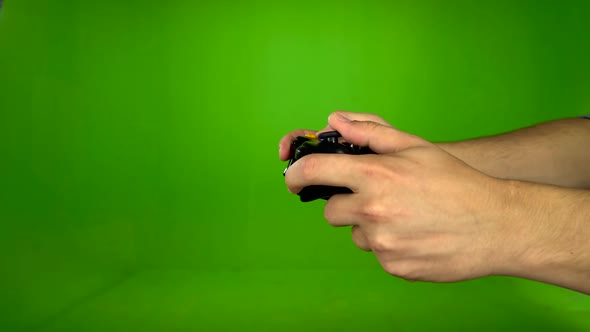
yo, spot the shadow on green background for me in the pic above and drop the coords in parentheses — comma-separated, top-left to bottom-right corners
(1, 0, 589, 331)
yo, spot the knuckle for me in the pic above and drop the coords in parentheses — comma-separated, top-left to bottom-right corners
(396, 267, 416, 281)
(360, 201, 387, 223)
(383, 261, 416, 280)
(323, 207, 337, 226)
(381, 261, 398, 276)
(360, 161, 380, 178)
(361, 158, 399, 184)
(298, 156, 318, 181)
(369, 234, 392, 252)
(351, 226, 370, 251)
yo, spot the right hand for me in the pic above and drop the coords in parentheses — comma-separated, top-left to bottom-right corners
(283, 113, 512, 283)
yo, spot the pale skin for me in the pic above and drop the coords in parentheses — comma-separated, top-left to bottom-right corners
(279, 111, 590, 294)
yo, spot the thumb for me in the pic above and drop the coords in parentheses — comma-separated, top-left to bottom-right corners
(328, 113, 430, 153)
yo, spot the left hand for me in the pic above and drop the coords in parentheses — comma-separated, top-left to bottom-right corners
(284, 113, 512, 282)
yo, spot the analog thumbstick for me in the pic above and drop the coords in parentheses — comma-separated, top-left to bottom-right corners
(318, 131, 341, 144)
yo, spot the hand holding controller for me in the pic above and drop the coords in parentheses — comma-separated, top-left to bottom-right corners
(283, 131, 375, 202)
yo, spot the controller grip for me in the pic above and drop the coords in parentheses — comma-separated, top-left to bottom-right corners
(298, 185, 353, 202)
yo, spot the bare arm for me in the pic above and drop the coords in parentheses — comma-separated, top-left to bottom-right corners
(437, 118, 590, 188)
(439, 117, 590, 293)
(492, 179, 590, 294)
(440, 117, 590, 293)
(280, 112, 590, 294)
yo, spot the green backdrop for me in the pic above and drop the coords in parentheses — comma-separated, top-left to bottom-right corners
(1, 0, 589, 331)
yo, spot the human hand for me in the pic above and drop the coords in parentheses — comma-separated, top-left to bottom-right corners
(283, 112, 512, 282)
(278, 111, 392, 161)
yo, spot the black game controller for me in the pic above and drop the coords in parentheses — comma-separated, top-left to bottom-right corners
(283, 131, 375, 202)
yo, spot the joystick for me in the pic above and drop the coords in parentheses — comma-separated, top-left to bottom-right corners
(283, 131, 375, 202)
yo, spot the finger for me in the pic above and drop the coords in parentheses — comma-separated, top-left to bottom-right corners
(328, 114, 431, 153)
(278, 129, 317, 160)
(329, 111, 393, 127)
(352, 225, 372, 251)
(316, 111, 393, 136)
(284, 153, 375, 195)
(324, 192, 360, 227)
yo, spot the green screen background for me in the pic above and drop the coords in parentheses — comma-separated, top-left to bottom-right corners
(1, 0, 589, 331)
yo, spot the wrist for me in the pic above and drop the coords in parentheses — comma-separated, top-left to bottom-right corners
(479, 178, 526, 277)
(489, 179, 590, 293)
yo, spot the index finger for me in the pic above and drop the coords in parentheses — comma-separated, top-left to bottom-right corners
(284, 153, 378, 195)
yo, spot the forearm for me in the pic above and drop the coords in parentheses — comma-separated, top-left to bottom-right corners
(492, 179, 590, 294)
(438, 118, 590, 188)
